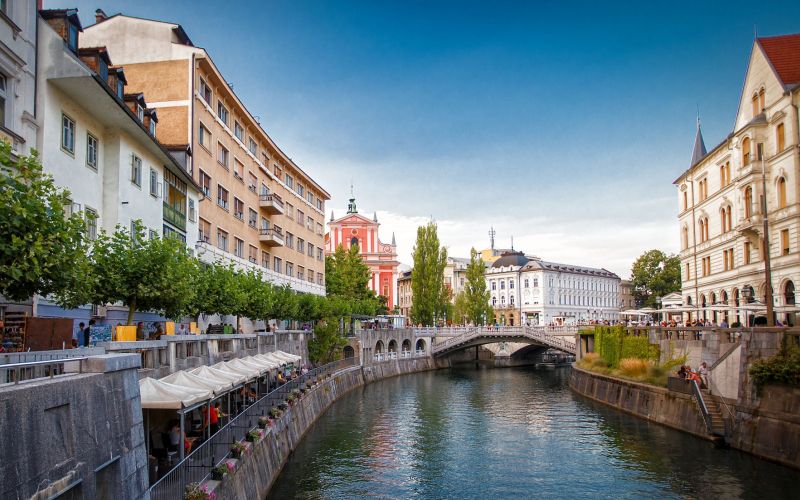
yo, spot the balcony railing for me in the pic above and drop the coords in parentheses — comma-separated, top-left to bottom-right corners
(259, 227, 284, 247)
(162, 202, 187, 231)
(259, 193, 285, 215)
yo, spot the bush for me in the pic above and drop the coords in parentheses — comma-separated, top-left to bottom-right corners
(750, 343, 800, 387)
(645, 364, 667, 386)
(619, 358, 651, 378)
(594, 326, 659, 368)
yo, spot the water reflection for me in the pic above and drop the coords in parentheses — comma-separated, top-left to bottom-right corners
(268, 367, 796, 499)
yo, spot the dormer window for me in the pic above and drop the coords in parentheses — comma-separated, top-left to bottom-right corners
(68, 22, 79, 52)
(149, 119, 156, 136)
(136, 104, 144, 121)
(98, 58, 108, 82)
(116, 79, 124, 98)
(199, 78, 212, 104)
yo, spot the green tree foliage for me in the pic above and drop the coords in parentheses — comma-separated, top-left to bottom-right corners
(630, 249, 681, 308)
(191, 263, 243, 319)
(91, 221, 197, 324)
(0, 144, 91, 304)
(307, 317, 348, 363)
(593, 325, 660, 368)
(750, 340, 800, 388)
(463, 248, 493, 325)
(410, 222, 448, 326)
(452, 291, 469, 325)
(325, 244, 372, 301)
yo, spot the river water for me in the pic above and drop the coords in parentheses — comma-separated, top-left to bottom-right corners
(267, 366, 797, 499)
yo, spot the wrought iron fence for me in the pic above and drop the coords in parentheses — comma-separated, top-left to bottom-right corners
(148, 357, 357, 500)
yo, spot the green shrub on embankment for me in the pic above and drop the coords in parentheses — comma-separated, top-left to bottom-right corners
(750, 340, 800, 388)
(593, 325, 659, 368)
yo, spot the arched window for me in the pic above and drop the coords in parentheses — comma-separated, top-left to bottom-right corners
(778, 177, 787, 209)
(350, 237, 359, 248)
(777, 123, 785, 152)
(759, 88, 765, 111)
(492, 296, 497, 306)
(751, 93, 759, 116)
(698, 218, 705, 242)
(742, 137, 751, 166)
(744, 186, 753, 218)
(510, 295, 515, 305)
(682, 226, 689, 249)
(726, 206, 732, 232)
(720, 207, 727, 233)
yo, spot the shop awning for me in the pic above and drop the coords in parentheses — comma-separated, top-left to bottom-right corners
(139, 377, 212, 410)
(247, 355, 282, 370)
(273, 350, 301, 363)
(223, 359, 264, 378)
(260, 352, 288, 366)
(160, 370, 232, 396)
(190, 365, 247, 386)
(234, 357, 271, 374)
(211, 361, 259, 380)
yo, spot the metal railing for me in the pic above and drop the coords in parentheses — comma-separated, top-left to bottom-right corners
(0, 357, 88, 385)
(414, 325, 581, 337)
(690, 379, 715, 435)
(148, 357, 357, 500)
(431, 326, 576, 355)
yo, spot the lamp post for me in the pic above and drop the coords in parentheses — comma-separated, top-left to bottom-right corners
(656, 296, 662, 323)
(759, 143, 775, 326)
(742, 286, 754, 327)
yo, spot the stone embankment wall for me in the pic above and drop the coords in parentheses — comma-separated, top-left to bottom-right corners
(213, 357, 436, 500)
(570, 365, 800, 469)
(0, 354, 148, 499)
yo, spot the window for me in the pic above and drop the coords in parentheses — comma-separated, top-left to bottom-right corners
(316, 223, 323, 236)
(308, 270, 314, 283)
(217, 229, 228, 251)
(720, 206, 732, 233)
(298, 266, 305, 281)
(744, 241, 751, 264)
(248, 208, 257, 228)
(199, 218, 211, 242)
(285, 173, 293, 189)
(261, 217, 268, 230)
(274, 257, 282, 273)
(509, 280, 515, 289)
(0, 74, 6, 127)
(297, 184, 304, 197)
(698, 217, 709, 242)
(781, 229, 790, 255)
(308, 243, 315, 257)
(217, 185, 228, 210)
(188, 199, 196, 222)
(199, 170, 211, 197)
(61, 114, 75, 154)
(234, 237, 244, 258)
(286, 203, 294, 220)
(234, 158, 244, 180)
(317, 248, 323, 261)
(248, 138, 257, 155)
(249, 245, 258, 264)
(684, 263, 690, 280)
(149, 119, 156, 136)
(116, 78, 124, 99)
(701, 256, 711, 277)
(317, 199, 323, 211)
(199, 78, 212, 104)
(68, 22, 78, 52)
(723, 248, 734, 271)
(131, 154, 142, 186)
(285, 232, 294, 249)
(318, 274, 324, 286)
(149, 229, 158, 240)
(136, 104, 144, 122)
(286, 262, 294, 277)
(307, 192, 314, 204)
(491, 281, 496, 291)
(307, 216, 314, 231)
(777, 123, 785, 152)
(742, 137, 751, 166)
(233, 197, 244, 220)
(759, 88, 765, 112)
(217, 143, 229, 168)
(248, 172, 257, 192)
(217, 101, 229, 125)
(260, 183, 269, 196)
(778, 177, 787, 208)
(234, 121, 244, 141)
(698, 178, 708, 201)
(85, 208, 97, 240)
(720, 162, 731, 188)
(683, 191, 688, 211)
(262, 251, 270, 269)
(533, 278, 538, 287)
(298, 238, 305, 254)
(744, 186, 753, 218)
(199, 123, 211, 149)
(682, 226, 689, 249)
(297, 209, 304, 226)
(86, 133, 98, 170)
(149, 168, 159, 197)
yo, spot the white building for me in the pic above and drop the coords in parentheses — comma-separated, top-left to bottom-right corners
(0, 0, 37, 155)
(674, 33, 800, 326)
(35, 9, 200, 321)
(486, 251, 620, 326)
(445, 256, 469, 299)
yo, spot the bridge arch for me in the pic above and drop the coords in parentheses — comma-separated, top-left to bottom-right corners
(401, 339, 411, 352)
(415, 338, 427, 352)
(375, 340, 384, 353)
(343, 345, 355, 359)
(388, 339, 398, 353)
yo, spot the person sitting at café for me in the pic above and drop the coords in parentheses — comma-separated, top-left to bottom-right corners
(677, 365, 688, 380)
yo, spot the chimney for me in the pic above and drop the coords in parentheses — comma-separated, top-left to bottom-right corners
(95, 9, 107, 24)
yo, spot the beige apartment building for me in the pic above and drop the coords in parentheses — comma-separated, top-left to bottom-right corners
(82, 11, 329, 299)
(674, 34, 800, 326)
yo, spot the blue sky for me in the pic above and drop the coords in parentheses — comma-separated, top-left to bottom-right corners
(50, 1, 800, 276)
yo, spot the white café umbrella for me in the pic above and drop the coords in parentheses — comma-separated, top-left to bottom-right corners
(161, 370, 231, 396)
(139, 377, 211, 410)
(191, 364, 247, 386)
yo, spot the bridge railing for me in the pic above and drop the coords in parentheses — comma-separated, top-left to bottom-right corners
(414, 325, 580, 337)
(431, 326, 576, 355)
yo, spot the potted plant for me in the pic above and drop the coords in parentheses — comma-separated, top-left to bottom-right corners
(258, 416, 270, 429)
(269, 407, 282, 419)
(278, 402, 289, 411)
(185, 482, 216, 500)
(211, 463, 228, 481)
(292, 388, 301, 399)
(287, 394, 295, 405)
(230, 441, 247, 458)
(246, 429, 261, 442)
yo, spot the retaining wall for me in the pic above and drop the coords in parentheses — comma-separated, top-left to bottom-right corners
(570, 365, 800, 469)
(211, 357, 436, 500)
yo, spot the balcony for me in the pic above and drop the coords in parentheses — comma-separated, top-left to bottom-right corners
(259, 226, 284, 247)
(259, 193, 284, 215)
(163, 202, 187, 231)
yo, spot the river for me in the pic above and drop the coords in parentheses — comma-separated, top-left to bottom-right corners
(267, 366, 797, 499)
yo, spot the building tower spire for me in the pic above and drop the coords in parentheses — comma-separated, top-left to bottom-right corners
(373, 211, 377, 222)
(347, 183, 357, 214)
(690, 113, 707, 166)
(489, 226, 496, 251)
(511, 235, 514, 251)
(391, 232, 396, 246)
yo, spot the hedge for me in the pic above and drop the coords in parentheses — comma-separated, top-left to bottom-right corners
(593, 325, 659, 368)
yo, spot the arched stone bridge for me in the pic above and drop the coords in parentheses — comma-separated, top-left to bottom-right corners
(418, 326, 577, 357)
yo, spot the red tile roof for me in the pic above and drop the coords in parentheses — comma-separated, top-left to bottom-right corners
(758, 34, 800, 86)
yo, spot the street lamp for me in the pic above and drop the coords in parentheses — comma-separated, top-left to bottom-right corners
(758, 143, 775, 326)
(656, 296, 662, 323)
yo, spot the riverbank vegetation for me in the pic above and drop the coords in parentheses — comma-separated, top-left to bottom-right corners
(750, 340, 800, 387)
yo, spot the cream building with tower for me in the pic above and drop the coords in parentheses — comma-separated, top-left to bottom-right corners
(675, 33, 800, 326)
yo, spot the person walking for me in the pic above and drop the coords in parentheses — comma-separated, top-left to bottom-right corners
(698, 362, 709, 388)
(83, 319, 95, 348)
(75, 322, 85, 347)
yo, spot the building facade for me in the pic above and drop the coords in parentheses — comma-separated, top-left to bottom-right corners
(82, 12, 329, 297)
(325, 197, 399, 309)
(0, 0, 37, 155)
(619, 279, 636, 309)
(675, 34, 800, 326)
(34, 9, 201, 322)
(486, 251, 620, 326)
(397, 271, 412, 319)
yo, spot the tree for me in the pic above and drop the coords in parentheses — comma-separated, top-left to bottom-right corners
(92, 221, 197, 324)
(452, 291, 469, 325)
(463, 248, 493, 325)
(630, 249, 681, 308)
(190, 262, 242, 320)
(324, 243, 381, 318)
(410, 222, 448, 326)
(0, 144, 91, 304)
(307, 317, 348, 363)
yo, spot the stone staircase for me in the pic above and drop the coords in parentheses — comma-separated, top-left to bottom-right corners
(701, 388, 727, 437)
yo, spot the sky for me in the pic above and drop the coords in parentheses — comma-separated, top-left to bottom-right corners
(49, 0, 800, 277)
